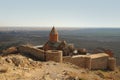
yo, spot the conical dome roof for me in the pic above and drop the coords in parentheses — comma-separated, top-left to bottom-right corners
(50, 26, 58, 35)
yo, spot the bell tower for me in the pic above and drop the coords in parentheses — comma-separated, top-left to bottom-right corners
(49, 26, 59, 42)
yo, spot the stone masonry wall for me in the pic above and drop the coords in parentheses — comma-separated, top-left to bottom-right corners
(63, 53, 116, 70)
(63, 56, 72, 63)
(17, 46, 116, 70)
(90, 56, 108, 70)
(63, 55, 91, 69)
(46, 50, 63, 63)
(17, 45, 45, 61)
(108, 57, 116, 71)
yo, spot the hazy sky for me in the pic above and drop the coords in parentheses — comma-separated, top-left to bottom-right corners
(0, 0, 120, 28)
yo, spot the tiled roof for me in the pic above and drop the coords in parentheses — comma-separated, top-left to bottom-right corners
(50, 26, 58, 35)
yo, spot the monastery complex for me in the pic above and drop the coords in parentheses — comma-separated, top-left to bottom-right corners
(5, 27, 116, 70)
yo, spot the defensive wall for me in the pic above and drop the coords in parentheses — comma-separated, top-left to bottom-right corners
(63, 53, 116, 70)
(17, 45, 62, 62)
(17, 45, 116, 70)
(90, 53, 109, 70)
(63, 55, 91, 69)
(18, 45, 45, 61)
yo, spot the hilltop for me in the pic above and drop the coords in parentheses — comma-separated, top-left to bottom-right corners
(0, 27, 120, 80)
(0, 28, 120, 65)
(0, 53, 120, 80)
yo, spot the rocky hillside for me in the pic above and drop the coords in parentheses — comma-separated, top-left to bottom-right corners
(0, 53, 120, 80)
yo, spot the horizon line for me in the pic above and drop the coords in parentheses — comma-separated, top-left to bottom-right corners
(0, 26, 120, 28)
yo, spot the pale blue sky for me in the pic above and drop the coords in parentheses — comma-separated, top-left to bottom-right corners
(0, 0, 120, 28)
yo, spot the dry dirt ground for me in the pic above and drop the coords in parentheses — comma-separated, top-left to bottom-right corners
(0, 54, 120, 80)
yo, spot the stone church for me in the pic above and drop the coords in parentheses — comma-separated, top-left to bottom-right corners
(43, 27, 76, 56)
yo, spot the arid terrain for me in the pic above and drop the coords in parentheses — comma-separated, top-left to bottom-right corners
(0, 53, 120, 80)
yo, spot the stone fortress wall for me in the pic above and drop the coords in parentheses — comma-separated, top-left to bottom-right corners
(63, 55, 91, 69)
(63, 53, 116, 70)
(46, 50, 63, 63)
(90, 53, 109, 70)
(18, 45, 116, 70)
(18, 45, 45, 61)
(18, 45, 62, 62)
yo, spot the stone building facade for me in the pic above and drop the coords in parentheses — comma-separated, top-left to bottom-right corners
(43, 27, 75, 56)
